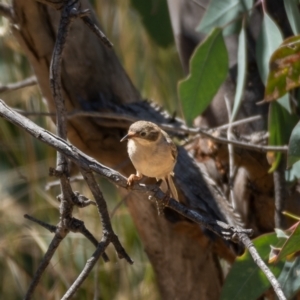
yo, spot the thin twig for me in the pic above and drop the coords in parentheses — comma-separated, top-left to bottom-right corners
(24, 214, 57, 233)
(197, 129, 288, 153)
(14, 108, 286, 153)
(238, 233, 286, 300)
(81, 15, 113, 48)
(45, 175, 84, 191)
(0, 76, 37, 94)
(24, 226, 67, 300)
(61, 236, 110, 300)
(213, 115, 262, 131)
(80, 169, 133, 263)
(110, 195, 128, 218)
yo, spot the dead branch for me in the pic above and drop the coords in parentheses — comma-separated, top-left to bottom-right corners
(0, 98, 287, 300)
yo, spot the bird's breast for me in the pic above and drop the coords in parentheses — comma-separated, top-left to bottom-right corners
(127, 139, 175, 179)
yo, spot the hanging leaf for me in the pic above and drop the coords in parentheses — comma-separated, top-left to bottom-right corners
(265, 35, 300, 102)
(256, 12, 283, 84)
(269, 221, 300, 263)
(288, 121, 300, 167)
(130, 0, 174, 48)
(231, 22, 247, 121)
(178, 28, 228, 126)
(220, 233, 285, 300)
(278, 258, 300, 299)
(268, 99, 297, 172)
(283, 0, 300, 35)
(197, 0, 253, 36)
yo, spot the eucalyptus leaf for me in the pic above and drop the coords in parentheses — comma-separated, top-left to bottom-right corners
(274, 222, 300, 262)
(265, 35, 300, 102)
(197, 0, 253, 35)
(288, 121, 300, 167)
(231, 23, 246, 121)
(178, 28, 228, 126)
(283, 0, 300, 35)
(285, 160, 300, 182)
(278, 258, 300, 299)
(268, 99, 297, 172)
(256, 12, 283, 84)
(130, 0, 174, 48)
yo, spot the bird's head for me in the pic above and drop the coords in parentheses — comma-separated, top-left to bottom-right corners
(120, 121, 161, 144)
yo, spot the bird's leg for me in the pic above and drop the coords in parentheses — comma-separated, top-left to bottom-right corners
(127, 171, 143, 186)
(154, 178, 171, 216)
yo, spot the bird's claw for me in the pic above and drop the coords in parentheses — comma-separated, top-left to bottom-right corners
(127, 174, 142, 187)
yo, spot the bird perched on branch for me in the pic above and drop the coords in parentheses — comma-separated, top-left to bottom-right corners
(120, 120, 178, 201)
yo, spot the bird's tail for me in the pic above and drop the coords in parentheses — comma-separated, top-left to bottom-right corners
(167, 174, 178, 201)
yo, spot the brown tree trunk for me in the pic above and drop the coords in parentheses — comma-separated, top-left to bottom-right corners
(11, 1, 237, 298)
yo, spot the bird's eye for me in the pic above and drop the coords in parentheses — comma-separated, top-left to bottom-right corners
(140, 131, 147, 137)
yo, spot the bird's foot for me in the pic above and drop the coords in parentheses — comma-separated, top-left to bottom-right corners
(127, 174, 142, 186)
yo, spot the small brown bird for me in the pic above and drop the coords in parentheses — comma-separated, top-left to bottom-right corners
(120, 120, 178, 201)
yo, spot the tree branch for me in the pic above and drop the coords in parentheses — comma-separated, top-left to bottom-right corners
(0, 76, 37, 94)
(14, 108, 287, 153)
(0, 97, 247, 239)
(0, 98, 287, 299)
(237, 233, 286, 300)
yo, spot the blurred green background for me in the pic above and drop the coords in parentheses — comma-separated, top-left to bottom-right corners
(0, 0, 183, 299)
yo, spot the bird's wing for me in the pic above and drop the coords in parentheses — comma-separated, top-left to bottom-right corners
(161, 130, 177, 161)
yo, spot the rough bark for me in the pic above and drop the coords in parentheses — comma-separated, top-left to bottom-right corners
(11, 0, 238, 298)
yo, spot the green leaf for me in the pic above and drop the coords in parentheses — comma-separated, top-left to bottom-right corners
(256, 12, 283, 84)
(275, 228, 289, 239)
(220, 233, 285, 300)
(231, 23, 247, 121)
(283, 0, 300, 35)
(278, 258, 300, 299)
(197, 0, 253, 35)
(288, 121, 300, 167)
(178, 28, 228, 126)
(275, 222, 300, 261)
(268, 99, 297, 172)
(265, 35, 300, 102)
(285, 160, 300, 181)
(130, 0, 174, 48)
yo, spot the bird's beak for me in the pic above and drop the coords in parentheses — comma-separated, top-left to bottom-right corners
(120, 131, 136, 142)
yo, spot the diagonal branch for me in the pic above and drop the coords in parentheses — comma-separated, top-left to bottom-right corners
(0, 99, 244, 241)
(0, 98, 286, 300)
(0, 98, 251, 240)
(80, 169, 133, 263)
(61, 235, 110, 300)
